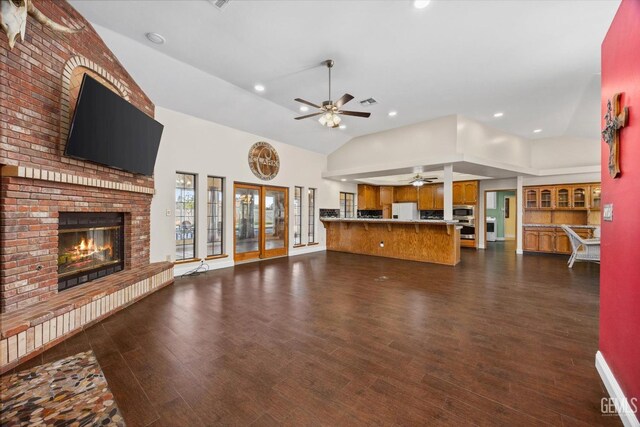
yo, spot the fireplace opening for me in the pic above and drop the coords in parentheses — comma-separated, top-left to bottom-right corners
(58, 212, 124, 291)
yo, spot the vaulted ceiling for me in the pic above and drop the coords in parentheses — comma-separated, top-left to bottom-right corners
(70, 0, 619, 154)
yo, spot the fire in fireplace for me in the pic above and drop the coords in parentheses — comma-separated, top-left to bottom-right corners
(58, 212, 124, 291)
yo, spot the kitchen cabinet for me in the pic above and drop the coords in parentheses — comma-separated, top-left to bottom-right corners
(453, 183, 464, 205)
(418, 184, 444, 210)
(523, 183, 601, 211)
(379, 186, 394, 205)
(525, 188, 539, 209)
(538, 230, 555, 252)
(523, 226, 594, 254)
(357, 184, 380, 210)
(555, 186, 572, 209)
(590, 185, 601, 210)
(393, 185, 418, 203)
(453, 181, 478, 205)
(539, 187, 554, 209)
(572, 186, 588, 209)
(524, 229, 540, 251)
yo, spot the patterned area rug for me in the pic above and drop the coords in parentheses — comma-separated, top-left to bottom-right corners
(1, 350, 125, 426)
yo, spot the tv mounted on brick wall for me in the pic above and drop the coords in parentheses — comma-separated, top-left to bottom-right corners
(65, 74, 163, 176)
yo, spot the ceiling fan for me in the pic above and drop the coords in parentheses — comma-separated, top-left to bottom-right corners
(408, 174, 437, 187)
(294, 59, 371, 128)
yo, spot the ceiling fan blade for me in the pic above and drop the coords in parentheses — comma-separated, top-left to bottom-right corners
(294, 112, 322, 120)
(294, 98, 321, 109)
(338, 110, 371, 118)
(334, 93, 354, 109)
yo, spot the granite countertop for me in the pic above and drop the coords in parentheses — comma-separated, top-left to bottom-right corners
(320, 218, 459, 225)
(523, 223, 599, 229)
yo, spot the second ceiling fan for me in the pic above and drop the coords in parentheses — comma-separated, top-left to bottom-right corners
(294, 59, 371, 128)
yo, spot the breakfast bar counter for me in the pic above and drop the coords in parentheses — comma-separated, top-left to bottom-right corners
(321, 218, 461, 266)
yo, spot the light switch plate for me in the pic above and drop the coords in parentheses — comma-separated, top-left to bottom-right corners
(166, 209, 171, 216)
(603, 203, 613, 221)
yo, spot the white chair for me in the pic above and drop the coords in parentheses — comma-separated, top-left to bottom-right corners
(560, 225, 600, 268)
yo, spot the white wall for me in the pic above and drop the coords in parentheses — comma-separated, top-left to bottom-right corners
(326, 115, 459, 175)
(530, 136, 600, 170)
(456, 117, 531, 168)
(151, 107, 355, 273)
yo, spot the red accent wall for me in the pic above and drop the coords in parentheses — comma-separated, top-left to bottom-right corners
(600, 0, 640, 412)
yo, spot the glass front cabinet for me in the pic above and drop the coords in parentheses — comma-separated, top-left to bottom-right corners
(590, 185, 601, 210)
(572, 186, 588, 209)
(539, 187, 554, 209)
(555, 187, 571, 209)
(525, 188, 539, 209)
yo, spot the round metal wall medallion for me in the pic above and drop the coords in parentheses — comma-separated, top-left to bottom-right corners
(248, 142, 280, 181)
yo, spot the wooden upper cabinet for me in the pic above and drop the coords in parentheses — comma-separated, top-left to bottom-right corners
(572, 186, 588, 209)
(393, 185, 418, 203)
(452, 181, 478, 205)
(590, 185, 601, 210)
(418, 184, 444, 210)
(379, 186, 394, 205)
(539, 187, 554, 209)
(434, 184, 444, 210)
(452, 183, 465, 205)
(418, 185, 434, 210)
(357, 184, 380, 210)
(525, 188, 539, 209)
(555, 187, 572, 209)
(463, 182, 478, 204)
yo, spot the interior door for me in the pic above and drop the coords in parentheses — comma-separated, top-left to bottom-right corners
(262, 186, 288, 258)
(234, 183, 261, 262)
(504, 197, 516, 240)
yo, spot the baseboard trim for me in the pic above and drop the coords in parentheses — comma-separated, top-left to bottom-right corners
(516, 249, 523, 255)
(596, 351, 640, 427)
(290, 245, 326, 256)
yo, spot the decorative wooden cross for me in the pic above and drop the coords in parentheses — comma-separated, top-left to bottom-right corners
(602, 93, 628, 178)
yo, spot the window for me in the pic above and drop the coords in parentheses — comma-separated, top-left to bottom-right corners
(175, 173, 196, 261)
(308, 188, 316, 243)
(340, 192, 355, 218)
(293, 186, 303, 245)
(207, 177, 224, 256)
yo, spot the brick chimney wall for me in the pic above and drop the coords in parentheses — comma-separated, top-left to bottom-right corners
(1, 0, 156, 312)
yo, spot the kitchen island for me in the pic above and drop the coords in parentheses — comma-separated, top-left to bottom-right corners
(321, 218, 461, 266)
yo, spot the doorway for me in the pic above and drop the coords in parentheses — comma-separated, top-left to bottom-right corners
(234, 183, 288, 262)
(485, 189, 517, 249)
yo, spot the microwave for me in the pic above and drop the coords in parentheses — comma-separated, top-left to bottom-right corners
(453, 205, 475, 218)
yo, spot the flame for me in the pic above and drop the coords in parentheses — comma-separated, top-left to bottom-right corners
(74, 238, 112, 257)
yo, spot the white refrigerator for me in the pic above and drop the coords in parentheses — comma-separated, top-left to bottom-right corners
(392, 203, 419, 220)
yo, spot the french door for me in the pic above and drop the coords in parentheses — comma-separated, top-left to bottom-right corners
(234, 183, 288, 262)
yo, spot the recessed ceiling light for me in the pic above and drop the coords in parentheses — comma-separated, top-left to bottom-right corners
(413, 0, 431, 9)
(341, 178, 347, 182)
(339, 125, 346, 129)
(145, 32, 165, 45)
(533, 129, 543, 133)
(300, 106, 309, 112)
(493, 112, 504, 118)
(254, 84, 265, 92)
(388, 111, 398, 117)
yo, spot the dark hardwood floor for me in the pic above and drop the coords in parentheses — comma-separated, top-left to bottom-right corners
(7, 243, 618, 426)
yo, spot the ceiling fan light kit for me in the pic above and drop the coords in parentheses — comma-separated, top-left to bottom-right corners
(294, 59, 371, 128)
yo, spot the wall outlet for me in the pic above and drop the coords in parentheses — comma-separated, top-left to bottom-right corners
(166, 209, 171, 216)
(166, 255, 172, 262)
(603, 203, 613, 222)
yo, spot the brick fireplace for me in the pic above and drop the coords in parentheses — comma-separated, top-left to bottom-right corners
(0, 0, 173, 371)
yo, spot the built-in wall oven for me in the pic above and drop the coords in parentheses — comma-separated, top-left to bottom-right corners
(453, 205, 476, 240)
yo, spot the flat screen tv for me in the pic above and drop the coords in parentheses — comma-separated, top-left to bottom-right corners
(65, 74, 164, 176)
